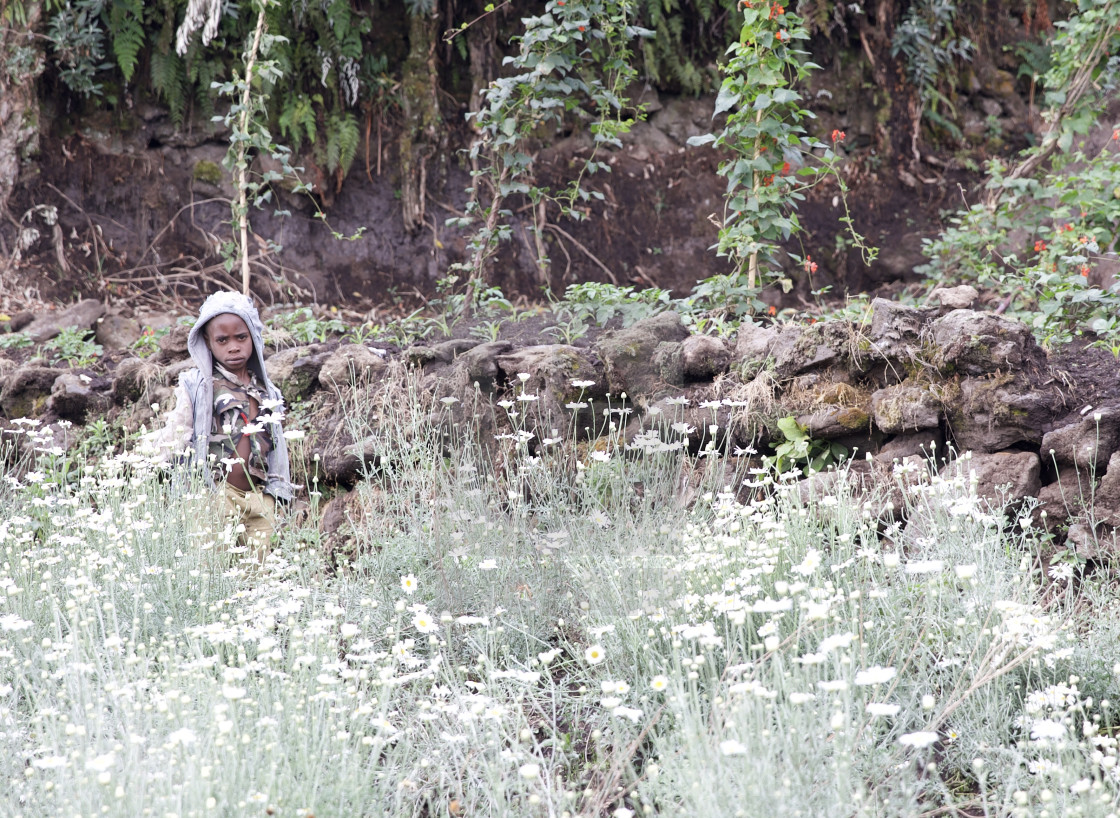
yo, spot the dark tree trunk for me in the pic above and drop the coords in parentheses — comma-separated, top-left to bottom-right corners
(857, 0, 922, 184)
(0, 1, 44, 220)
(399, 7, 443, 234)
(465, 3, 499, 118)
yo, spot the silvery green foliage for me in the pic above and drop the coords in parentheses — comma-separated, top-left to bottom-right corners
(5, 376, 1120, 816)
(175, 0, 223, 55)
(46, 0, 112, 97)
(454, 0, 650, 284)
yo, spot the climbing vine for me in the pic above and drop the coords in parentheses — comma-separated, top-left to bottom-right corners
(919, 0, 1120, 351)
(449, 0, 650, 298)
(689, 1, 873, 304)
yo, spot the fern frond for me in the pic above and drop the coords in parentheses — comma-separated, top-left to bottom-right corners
(333, 111, 359, 178)
(150, 50, 187, 124)
(109, 0, 145, 83)
(189, 58, 219, 122)
(279, 94, 318, 153)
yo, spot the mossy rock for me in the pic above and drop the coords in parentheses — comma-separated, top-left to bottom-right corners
(0, 366, 63, 419)
(595, 312, 690, 399)
(947, 374, 1060, 452)
(930, 310, 1044, 377)
(871, 383, 942, 434)
(796, 405, 872, 438)
(192, 160, 224, 186)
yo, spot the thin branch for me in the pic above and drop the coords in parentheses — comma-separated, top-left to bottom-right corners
(442, 0, 512, 43)
(984, 8, 1116, 209)
(544, 223, 618, 285)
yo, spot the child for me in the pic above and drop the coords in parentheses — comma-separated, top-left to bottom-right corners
(149, 291, 294, 559)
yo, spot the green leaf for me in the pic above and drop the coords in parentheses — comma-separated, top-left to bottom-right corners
(714, 85, 741, 115)
(776, 416, 807, 441)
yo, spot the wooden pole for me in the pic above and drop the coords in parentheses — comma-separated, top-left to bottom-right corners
(238, 5, 268, 296)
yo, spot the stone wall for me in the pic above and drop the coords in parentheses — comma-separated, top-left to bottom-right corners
(2, 295, 1118, 557)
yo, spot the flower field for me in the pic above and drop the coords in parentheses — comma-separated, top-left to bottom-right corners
(4, 383, 1120, 818)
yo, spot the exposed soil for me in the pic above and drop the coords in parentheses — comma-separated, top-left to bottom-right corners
(2, 96, 995, 318)
(1048, 337, 1120, 410)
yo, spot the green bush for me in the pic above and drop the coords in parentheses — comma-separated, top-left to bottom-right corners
(41, 327, 103, 367)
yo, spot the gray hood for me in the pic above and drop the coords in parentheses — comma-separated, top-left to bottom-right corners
(187, 290, 271, 386)
(179, 290, 293, 501)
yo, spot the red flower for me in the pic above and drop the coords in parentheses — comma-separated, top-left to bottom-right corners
(781, 161, 791, 175)
(578, 25, 585, 31)
(767, 306, 777, 316)
(1064, 223, 1074, 232)
(831, 129, 845, 143)
(1080, 265, 1090, 277)
(803, 256, 818, 274)
(1034, 240, 1047, 253)
(769, 3, 784, 18)
(775, 30, 784, 41)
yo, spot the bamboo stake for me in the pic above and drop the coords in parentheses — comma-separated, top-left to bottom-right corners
(237, 4, 268, 296)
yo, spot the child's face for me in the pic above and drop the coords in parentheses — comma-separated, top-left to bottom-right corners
(204, 313, 253, 376)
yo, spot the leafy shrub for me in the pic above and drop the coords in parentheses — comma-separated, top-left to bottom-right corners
(131, 326, 170, 358)
(558, 281, 672, 327)
(767, 414, 848, 475)
(0, 331, 32, 350)
(267, 307, 348, 345)
(41, 327, 103, 367)
(918, 0, 1120, 353)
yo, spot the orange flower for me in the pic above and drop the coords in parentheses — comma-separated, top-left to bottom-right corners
(1081, 265, 1090, 277)
(831, 129, 845, 143)
(767, 305, 777, 316)
(578, 25, 585, 31)
(781, 161, 791, 175)
(803, 255, 817, 274)
(1034, 240, 1047, 253)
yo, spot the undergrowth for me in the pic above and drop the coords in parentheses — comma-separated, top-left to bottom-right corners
(2, 374, 1120, 816)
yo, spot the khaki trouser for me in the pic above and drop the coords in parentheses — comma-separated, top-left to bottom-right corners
(222, 483, 278, 562)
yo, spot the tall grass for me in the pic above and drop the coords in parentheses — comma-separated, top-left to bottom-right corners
(3, 377, 1120, 817)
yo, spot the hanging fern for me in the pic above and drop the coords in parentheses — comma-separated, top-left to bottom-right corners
(188, 54, 221, 123)
(278, 92, 320, 153)
(108, 0, 145, 83)
(150, 49, 188, 122)
(320, 110, 360, 178)
(634, 0, 739, 95)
